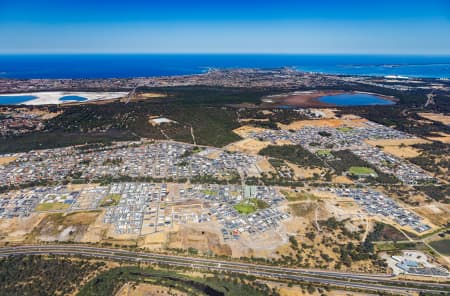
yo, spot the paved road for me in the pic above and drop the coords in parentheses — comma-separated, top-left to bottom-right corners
(0, 245, 449, 294)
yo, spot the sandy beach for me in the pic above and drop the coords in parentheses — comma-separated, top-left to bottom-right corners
(0, 91, 128, 105)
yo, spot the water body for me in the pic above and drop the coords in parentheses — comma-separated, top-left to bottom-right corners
(59, 95, 88, 102)
(0, 54, 448, 79)
(318, 93, 395, 106)
(0, 95, 37, 104)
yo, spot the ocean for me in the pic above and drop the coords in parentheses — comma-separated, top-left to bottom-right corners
(0, 54, 449, 79)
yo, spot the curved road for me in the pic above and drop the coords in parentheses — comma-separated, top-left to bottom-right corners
(0, 245, 449, 294)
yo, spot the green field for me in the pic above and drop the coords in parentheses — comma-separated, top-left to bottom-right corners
(201, 189, 218, 196)
(316, 149, 332, 157)
(99, 194, 121, 207)
(348, 166, 376, 176)
(35, 202, 70, 212)
(234, 198, 268, 214)
(429, 239, 450, 256)
(337, 126, 353, 133)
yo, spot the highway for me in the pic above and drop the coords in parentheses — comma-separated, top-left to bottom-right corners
(0, 245, 449, 294)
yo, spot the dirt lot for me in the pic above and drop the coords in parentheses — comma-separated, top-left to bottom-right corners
(116, 282, 187, 296)
(0, 214, 44, 244)
(419, 113, 450, 125)
(278, 118, 368, 131)
(332, 175, 354, 184)
(426, 132, 450, 144)
(224, 138, 271, 154)
(26, 211, 103, 243)
(365, 138, 430, 158)
(412, 203, 450, 227)
(285, 162, 325, 179)
(228, 228, 289, 258)
(139, 92, 167, 99)
(166, 224, 232, 256)
(232, 125, 267, 137)
(0, 156, 16, 166)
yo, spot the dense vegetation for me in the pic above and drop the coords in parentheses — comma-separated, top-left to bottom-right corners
(78, 266, 276, 296)
(409, 142, 450, 184)
(367, 222, 407, 242)
(1, 100, 242, 153)
(429, 239, 450, 256)
(0, 255, 104, 296)
(329, 150, 399, 184)
(415, 185, 450, 203)
(337, 106, 450, 137)
(259, 144, 325, 168)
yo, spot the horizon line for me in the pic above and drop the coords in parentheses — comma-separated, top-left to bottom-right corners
(1, 52, 450, 57)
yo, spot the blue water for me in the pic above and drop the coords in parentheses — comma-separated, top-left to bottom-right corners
(0, 54, 449, 79)
(318, 94, 395, 106)
(0, 95, 37, 104)
(59, 95, 88, 102)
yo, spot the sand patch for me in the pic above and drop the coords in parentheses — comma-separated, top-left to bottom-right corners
(0, 214, 44, 244)
(332, 175, 354, 184)
(278, 118, 368, 131)
(413, 203, 450, 227)
(139, 92, 167, 99)
(232, 125, 267, 137)
(138, 231, 168, 250)
(285, 161, 325, 179)
(167, 224, 231, 256)
(257, 158, 275, 173)
(224, 138, 270, 154)
(426, 132, 450, 144)
(365, 138, 430, 158)
(0, 156, 16, 166)
(117, 282, 187, 296)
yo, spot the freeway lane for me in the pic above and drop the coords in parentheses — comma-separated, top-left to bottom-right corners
(0, 245, 449, 294)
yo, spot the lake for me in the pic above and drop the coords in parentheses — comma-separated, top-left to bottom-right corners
(0, 95, 37, 105)
(59, 96, 88, 102)
(318, 93, 395, 106)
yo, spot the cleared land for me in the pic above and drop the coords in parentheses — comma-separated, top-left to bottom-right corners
(419, 112, 450, 125)
(426, 132, 450, 144)
(232, 125, 268, 138)
(278, 118, 368, 131)
(35, 202, 70, 212)
(0, 156, 16, 166)
(116, 282, 187, 296)
(365, 138, 430, 158)
(225, 138, 271, 155)
(99, 194, 121, 207)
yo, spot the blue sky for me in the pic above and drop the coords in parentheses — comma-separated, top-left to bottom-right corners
(0, 0, 449, 54)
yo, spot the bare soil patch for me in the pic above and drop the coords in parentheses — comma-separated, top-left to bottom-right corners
(0, 156, 16, 166)
(365, 138, 430, 158)
(419, 112, 450, 125)
(225, 138, 271, 154)
(167, 224, 232, 256)
(278, 118, 367, 131)
(232, 125, 267, 137)
(116, 282, 187, 296)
